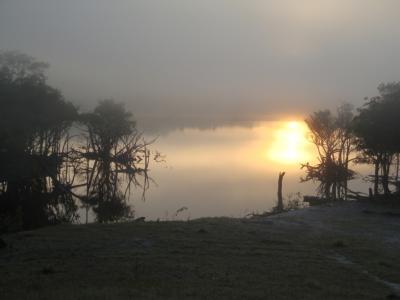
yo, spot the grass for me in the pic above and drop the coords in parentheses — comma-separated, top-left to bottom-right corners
(0, 202, 400, 299)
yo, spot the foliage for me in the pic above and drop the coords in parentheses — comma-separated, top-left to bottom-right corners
(352, 82, 400, 196)
(271, 192, 305, 213)
(302, 104, 356, 200)
(285, 192, 306, 210)
(0, 51, 78, 230)
(0, 51, 155, 231)
(92, 192, 134, 223)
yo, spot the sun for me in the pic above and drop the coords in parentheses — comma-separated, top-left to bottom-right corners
(267, 121, 311, 164)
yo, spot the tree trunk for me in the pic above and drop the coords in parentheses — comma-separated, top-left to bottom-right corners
(325, 183, 331, 200)
(277, 172, 285, 212)
(396, 153, 400, 193)
(332, 183, 337, 201)
(382, 154, 391, 196)
(374, 160, 379, 196)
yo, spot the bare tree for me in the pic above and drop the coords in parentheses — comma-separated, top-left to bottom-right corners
(302, 105, 356, 200)
(70, 100, 157, 222)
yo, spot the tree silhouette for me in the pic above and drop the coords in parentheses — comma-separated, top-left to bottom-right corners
(75, 100, 154, 222)
(0, 51, 78, 230)
(302, 105, 356, 200)
(353, 83, 400, 197)
(0, 52, 158, 230)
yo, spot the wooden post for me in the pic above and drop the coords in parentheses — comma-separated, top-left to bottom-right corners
(277, 172, 285, 212)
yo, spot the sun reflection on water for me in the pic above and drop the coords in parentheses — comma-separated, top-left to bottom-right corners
(156, 120, 314, 172)
(266, 121, 312, 165)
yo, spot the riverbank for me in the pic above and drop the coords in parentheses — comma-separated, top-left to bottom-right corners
(1, 201, 400, 299)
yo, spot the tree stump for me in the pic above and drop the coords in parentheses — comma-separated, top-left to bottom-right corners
(277, 172, 286, 212)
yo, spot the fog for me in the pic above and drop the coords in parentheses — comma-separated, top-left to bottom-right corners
(1, 0, 400, 132)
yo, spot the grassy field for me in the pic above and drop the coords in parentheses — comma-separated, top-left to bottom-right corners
(1, 201, 400, 299)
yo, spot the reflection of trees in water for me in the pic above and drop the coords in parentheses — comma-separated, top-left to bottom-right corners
(69, 100, 159, 223)
(0, 51, 159, 231)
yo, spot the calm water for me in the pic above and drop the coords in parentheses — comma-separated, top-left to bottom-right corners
(131, 121, 371, 220)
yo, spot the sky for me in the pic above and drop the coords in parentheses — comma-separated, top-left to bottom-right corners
(1, 0, 400, 132)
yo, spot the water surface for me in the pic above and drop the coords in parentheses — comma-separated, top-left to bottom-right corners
(132, 121, 346, 220)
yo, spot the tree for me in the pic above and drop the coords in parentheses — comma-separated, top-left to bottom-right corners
(335, 103, 357, 199)
(353, 83, 400, 197)
(302, 104, 356, 200)
(0, 51, 78, 230)
(0, 51, 159, 230)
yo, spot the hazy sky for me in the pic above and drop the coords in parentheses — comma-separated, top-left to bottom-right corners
(1, 0, 400, 132)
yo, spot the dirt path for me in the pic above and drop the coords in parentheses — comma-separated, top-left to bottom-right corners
(268, 201, 400, 245)
(265, 201, 400, 297)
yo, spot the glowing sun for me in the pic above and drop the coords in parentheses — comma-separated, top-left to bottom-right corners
(267, 121, 311, 164)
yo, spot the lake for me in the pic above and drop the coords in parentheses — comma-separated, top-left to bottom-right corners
(131, 120, 372, 220)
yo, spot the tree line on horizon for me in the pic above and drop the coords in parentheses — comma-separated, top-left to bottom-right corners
(0, 51, 160, 232)
(302, 83, 400, 201)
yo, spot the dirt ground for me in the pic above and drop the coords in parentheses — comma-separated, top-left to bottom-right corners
(1, 201, 400, 299)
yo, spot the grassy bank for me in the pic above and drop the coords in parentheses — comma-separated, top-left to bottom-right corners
(1, 201, 400, 299)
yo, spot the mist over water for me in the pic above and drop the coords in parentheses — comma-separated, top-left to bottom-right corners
(130, 121, 372, 220)
(2, 0, 400, 133)
(2, 2, 400, 298)
(0, 0, 392, 221)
